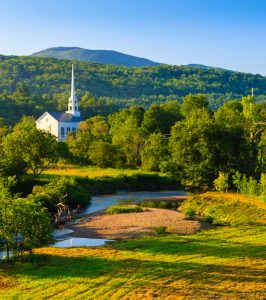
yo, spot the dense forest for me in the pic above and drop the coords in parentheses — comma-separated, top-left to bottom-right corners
(0, 55, 266, 125)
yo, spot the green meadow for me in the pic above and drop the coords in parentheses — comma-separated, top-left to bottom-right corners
(0, 226, 265, 299)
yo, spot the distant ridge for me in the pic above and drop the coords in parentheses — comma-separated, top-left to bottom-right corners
(186, 64, 227, 71)
(32, 47, 160, 67)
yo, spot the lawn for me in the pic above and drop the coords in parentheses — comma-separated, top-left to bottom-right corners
(1, 225, 265, 299)
(43, 165, 157, 178)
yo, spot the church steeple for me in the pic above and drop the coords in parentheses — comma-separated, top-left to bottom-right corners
(66, 64, 80, 117)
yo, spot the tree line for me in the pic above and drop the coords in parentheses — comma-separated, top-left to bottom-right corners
(1, 93, 264, 189)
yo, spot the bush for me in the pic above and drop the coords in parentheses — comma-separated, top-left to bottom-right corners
(154, 226, 167, 235)
(202, 215, 214, 224)
(106, 205, 143, 215)
(32, 177, 91, 213)
(213, 172, 229, 192)
(139, 200, 180, 209)
(76, 173, 178, 195)
(184, 208, 196, 219)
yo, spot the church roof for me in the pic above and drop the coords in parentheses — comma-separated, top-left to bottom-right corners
(48, 112, 83, 122)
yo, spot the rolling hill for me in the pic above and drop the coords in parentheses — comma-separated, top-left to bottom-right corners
(0, 54, 265, 125)
(32, 47, 160, 67)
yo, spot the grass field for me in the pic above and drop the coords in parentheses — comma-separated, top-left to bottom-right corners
(43, 165, 157, 178)
(1, 225, 265, 300)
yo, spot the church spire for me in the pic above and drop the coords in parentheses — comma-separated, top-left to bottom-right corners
(71, 64, 76, 100)
(66, 64, 80, 117)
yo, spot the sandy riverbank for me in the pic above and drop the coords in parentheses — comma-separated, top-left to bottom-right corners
(66, 207, 207, 240)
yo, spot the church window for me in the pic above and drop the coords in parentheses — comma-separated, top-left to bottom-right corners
(72, 127, 76, 132)
(61, 127, 65, 137)
(75, 106, 77, 111)
(67, 127, 70, 134)
(69, 106, 72, 110)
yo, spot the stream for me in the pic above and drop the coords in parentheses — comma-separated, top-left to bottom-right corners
(52, 190, 186, 247)
(0, 190, 186, 258)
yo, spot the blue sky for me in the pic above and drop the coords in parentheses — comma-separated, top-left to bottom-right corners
(1, 0, 266, 74)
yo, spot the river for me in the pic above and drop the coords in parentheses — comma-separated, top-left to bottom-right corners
(0, 190, 186, 258)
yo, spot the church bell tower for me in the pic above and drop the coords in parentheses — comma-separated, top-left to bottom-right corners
(66, 64, 81, 117)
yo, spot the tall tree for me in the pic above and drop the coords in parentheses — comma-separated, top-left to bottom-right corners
(1, 116, 58, 177)
(169, 108, 217, 188)
(109, 106, 145, 167)
(141, 132, 169, 171)
(180, 93, 209, 117)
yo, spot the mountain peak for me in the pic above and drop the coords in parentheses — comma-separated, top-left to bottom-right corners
(32, 47, 160, 67)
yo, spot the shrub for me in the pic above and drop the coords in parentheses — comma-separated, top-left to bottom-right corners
(139, 200, 180, 209)
(202, 215, 214, 224)
(106, 205, 143, 215)
(184, 208, 196, 219)
(213, 172, 229, 192)
(32, 176, 91, 213)
(154, 226, 167, 235)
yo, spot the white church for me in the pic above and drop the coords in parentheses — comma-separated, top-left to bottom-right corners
(36, 65, 82, 141)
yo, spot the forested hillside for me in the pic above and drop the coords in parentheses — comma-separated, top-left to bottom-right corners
(0, 54, 266, 125)
(32, 47, 160, 67)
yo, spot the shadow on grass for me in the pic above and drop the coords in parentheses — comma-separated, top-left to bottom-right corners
(1, 252, 265, 287)
(109, 225, 266, 260)
(1, 226, 266, 299)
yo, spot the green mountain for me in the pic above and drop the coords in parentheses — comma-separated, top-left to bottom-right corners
(0, 55, 265, 125)
(32, 47, 160, 67)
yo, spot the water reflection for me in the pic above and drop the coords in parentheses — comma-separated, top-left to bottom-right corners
(51, 237, 112, 247)
(49, 190, 185, 248)
(84, 190, 186, 214)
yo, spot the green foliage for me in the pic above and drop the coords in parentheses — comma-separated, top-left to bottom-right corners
(76, 173, 178, 195)
(1, 55, 266, 126)
(88, 140, 122, 168)
(141, 132, 169, 171)
(141, 102, 181, 135)
(169, 108, 217, 188)
(180, 195, 265, 225)
(1, 116, 58, 177)
(106, 205, 143, 215)
(213, 172, 229, 192)
(180, 93, 209, 117)
(31, 176, 91, 213)
(0, 177, 52, 259)
(139, 200, 180, 209)
(109, 106, 144, 167)
(232, 172, 260, 196)
(153, 226, 167, 235)
(183, 208, 197, 219)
